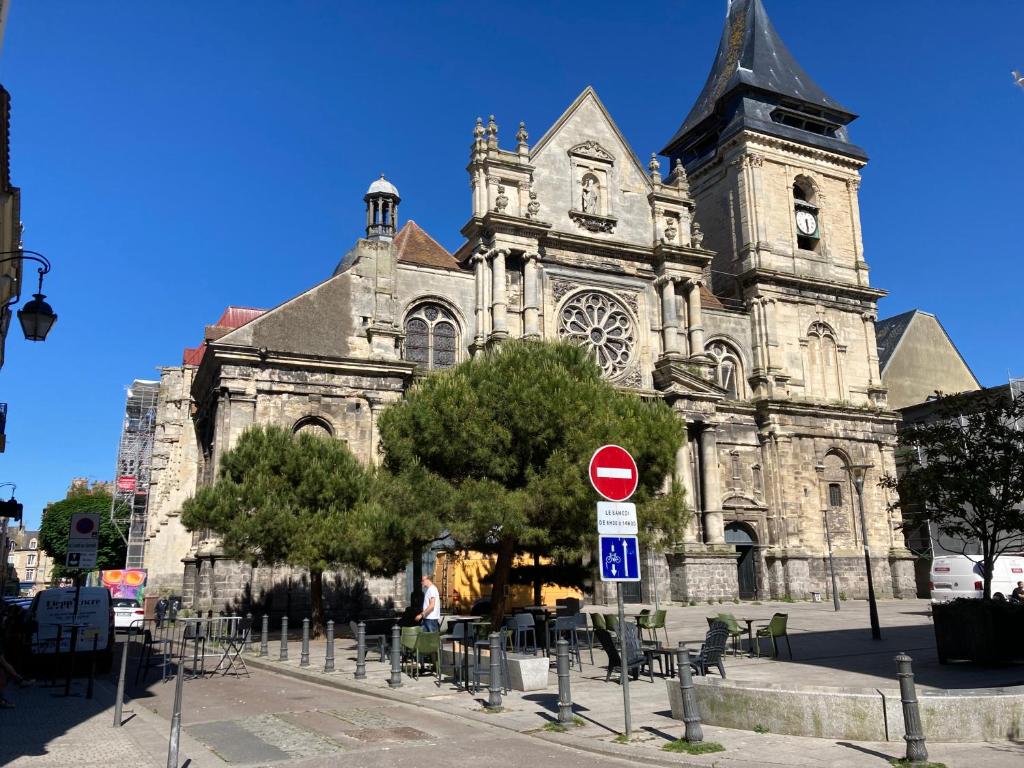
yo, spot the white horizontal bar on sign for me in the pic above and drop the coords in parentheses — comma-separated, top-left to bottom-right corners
(596, 467, 633, 479)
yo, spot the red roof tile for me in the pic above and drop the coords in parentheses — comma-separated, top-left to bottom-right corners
(182, 306, 266, 365)
(394, 221, 460, 270)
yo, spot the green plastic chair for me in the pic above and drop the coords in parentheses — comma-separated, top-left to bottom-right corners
(590, 612, 607, 631)
(400, 626, 421, 674)
(604, 614, 619, 633)
(653, 609, 669, 646)
(413, 631, 441, 680)
(636, 613, 657, 645)
(710, 613, 745, 656)
(755, 613, 792, 659)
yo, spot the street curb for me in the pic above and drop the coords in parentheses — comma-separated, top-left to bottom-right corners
(243, 654, 712, 768)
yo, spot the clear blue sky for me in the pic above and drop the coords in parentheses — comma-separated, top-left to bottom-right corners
(1, 1, 1022, 528)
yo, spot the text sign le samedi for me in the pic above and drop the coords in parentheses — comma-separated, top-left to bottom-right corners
(596, 501, 638, 535)
(588, 444, 639, 502)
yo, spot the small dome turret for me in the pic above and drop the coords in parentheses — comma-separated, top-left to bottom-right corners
(364, 174, 401, 240)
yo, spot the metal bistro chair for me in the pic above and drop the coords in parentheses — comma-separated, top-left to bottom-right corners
(213, 615, 252, 677)
(689, 620, 730, 678)
(179, 618, 207, 676)
(574, 612, 595, 664)
(548, 616, 583, 669)
(351, 620, 389, 662)
(440, 622, 471, 685)
(755, 613, 793, 659)
(472, 627, 510, 694)
(509, 613, 538, 655)
(594, 624, 654, 683)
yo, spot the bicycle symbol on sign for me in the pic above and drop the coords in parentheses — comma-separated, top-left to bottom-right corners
(605, 544, 622, 577)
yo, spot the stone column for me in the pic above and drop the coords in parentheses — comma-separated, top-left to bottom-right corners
(658, 276, 679, 355)
(523, 252, 540, 339)
(699, 425, 724, 545)
(490, 249, 508, 339)
(675, 440, 698, 543)
(687, 279, 706, 356)
(473, 253, 487, 346)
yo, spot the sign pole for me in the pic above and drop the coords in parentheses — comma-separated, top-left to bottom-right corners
(617, 582, 631, 739)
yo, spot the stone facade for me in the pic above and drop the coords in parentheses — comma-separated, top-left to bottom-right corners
(142, 0, 918, 611)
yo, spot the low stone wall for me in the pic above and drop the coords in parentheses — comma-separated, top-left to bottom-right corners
(666, 677, 1024, 742)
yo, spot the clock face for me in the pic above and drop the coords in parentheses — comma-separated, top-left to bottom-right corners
(795, 210, 818, 236)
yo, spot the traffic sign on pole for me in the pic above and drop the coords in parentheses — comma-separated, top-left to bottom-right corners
(596, 501, 638, 535)
(67, 513, 100, 570)
(598, 535, 641, 582)
(588, 445, 639, 502)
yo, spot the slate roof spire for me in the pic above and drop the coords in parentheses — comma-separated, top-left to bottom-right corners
(662, 0, 866, 163)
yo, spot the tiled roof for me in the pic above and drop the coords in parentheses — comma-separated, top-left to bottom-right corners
(182, 306, 266, 365)
(394, 221, 461, 270)
(874, 309, 917, 372)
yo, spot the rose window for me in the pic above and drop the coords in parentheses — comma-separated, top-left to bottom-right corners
(559, 291, 635, 378)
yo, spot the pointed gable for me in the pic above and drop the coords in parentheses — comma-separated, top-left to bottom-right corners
(529, 87, 654, 247)
(662, 0, 865, 163)
(394, 220, 461, 270)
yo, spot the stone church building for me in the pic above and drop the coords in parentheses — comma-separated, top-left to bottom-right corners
(141, 0, 916, 612)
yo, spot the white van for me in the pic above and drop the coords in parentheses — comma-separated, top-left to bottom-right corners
(28, 586, 114, 671)
(930, 554, 1024, 602)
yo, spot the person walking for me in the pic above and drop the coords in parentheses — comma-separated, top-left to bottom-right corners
(415, 575, 441, 633)
(155, 597, 168, 629)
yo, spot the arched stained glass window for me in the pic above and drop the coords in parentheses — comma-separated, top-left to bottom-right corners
(404, 304, 460, 370)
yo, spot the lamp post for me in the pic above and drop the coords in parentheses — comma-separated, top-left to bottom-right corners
(814, 464, 841, 612)
(0, 250, 58, 343)
(850, 463, 881, 640)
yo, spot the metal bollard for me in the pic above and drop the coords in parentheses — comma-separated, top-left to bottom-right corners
(556, 638, 573, 724)
(279, 616, 289, 661)
(487, 632, 502, 709)
(896, 652, 928, 763)
(87, 634, 98, 700)
(166, 660, 184, 768)
(259, 615, 269, 657)
(244, 613, 253, 654)
(354, 621, 366, 679)
(113, 632, 129, 727)
(324, 620, 335, 673)
(676, 643, 704, 743)
(64, 625, 80, 697)
(300, 618, 310, 667)
(388, 624, 402, 688)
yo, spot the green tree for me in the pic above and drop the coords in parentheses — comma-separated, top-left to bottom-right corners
(377, 340, 688, 624)
(882, 390, 1024, 599)
(181, 425, 371, 632)
(39, 489, 125, 582)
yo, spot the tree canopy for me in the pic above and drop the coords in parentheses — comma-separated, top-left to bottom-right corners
(181, 425, 372, 630)
(377, 340, 688, 622)
(883, 390, 1024, 599)
(39, 489, 125, 582)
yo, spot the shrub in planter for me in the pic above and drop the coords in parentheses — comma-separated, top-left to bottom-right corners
(932, 598, 1024, 664)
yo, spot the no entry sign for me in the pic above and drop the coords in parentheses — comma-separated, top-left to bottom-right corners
(588, 444, 639, 502)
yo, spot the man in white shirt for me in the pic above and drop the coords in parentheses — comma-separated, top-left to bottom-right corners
(415, 575, 441, 633)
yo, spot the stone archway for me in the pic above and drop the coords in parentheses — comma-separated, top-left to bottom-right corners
(725, 522, 759, 599)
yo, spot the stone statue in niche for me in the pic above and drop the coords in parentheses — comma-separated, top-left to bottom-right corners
(527, 190, 541, 219)
(581, 175, 599, 214)
(495, 185, 509, 213)
(691, 220, 704, 248)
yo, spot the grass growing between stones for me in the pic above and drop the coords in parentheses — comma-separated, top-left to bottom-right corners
(662, 740, 725, 754)
(542, 717, 584, 732)
(753, 724, 770, 734)
(889, 760, 946, 768)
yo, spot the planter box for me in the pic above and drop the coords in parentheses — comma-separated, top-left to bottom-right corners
(933, 599, 1024, 664)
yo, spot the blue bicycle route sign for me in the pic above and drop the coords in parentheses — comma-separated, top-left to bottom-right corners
(598, 535, 640, 582)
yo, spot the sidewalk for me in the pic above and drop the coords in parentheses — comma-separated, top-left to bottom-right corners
(0, 673, 223, 767)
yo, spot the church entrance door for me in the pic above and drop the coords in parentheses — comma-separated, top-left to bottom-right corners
(725, 523, 758, 600)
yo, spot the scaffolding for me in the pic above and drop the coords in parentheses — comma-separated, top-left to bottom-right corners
(1011, 376, 1024, 430)
(109, 380, 160, 568)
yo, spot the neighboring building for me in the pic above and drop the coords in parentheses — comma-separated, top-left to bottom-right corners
(4, 523, 54, 596)
(148, 0, 919, 613)
(0, 0, 21, 380)
(875, 309, 980, 410)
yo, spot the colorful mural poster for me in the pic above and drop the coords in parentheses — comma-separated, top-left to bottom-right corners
(101, 568, 147, 602)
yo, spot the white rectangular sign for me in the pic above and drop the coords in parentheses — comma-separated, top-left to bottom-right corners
(596, 501, 638, 535)
(66, 540, 98, 569)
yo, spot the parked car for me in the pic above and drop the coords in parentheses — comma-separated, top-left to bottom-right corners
(28, 586, 114, 672)
(112, 598, 145, 632)
(930, 554, 1024, 602)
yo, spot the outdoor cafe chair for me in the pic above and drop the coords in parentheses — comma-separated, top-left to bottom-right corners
(350, 620, 389, 662)
(755, 613, 793, 659)
(548, 616, 583, 668)
(412, 631, 442, 681)
(399, 626, 421, 675)
(589, 612, 607, 632)
(604, 613, 619, 634)
(637, 612, 658, 645)
(472, 627, 510, 694)
(707, 613, 744, 656)
(574, 612, 595, 664)
(689, 620, 730, 678)
(653, 608, 669, 646)
(212, 615, 252, 677)
(509, 613, 537, 655)
(594, 624, 654, 683)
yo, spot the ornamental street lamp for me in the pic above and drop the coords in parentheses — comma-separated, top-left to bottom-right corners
(0, 250, 58, 342)
(850, 463, 882, 641)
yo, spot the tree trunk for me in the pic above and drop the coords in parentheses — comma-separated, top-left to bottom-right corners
(490, 536, 516, 628)
(532, 551, 542, 607)
(310, 568, 325, 637)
